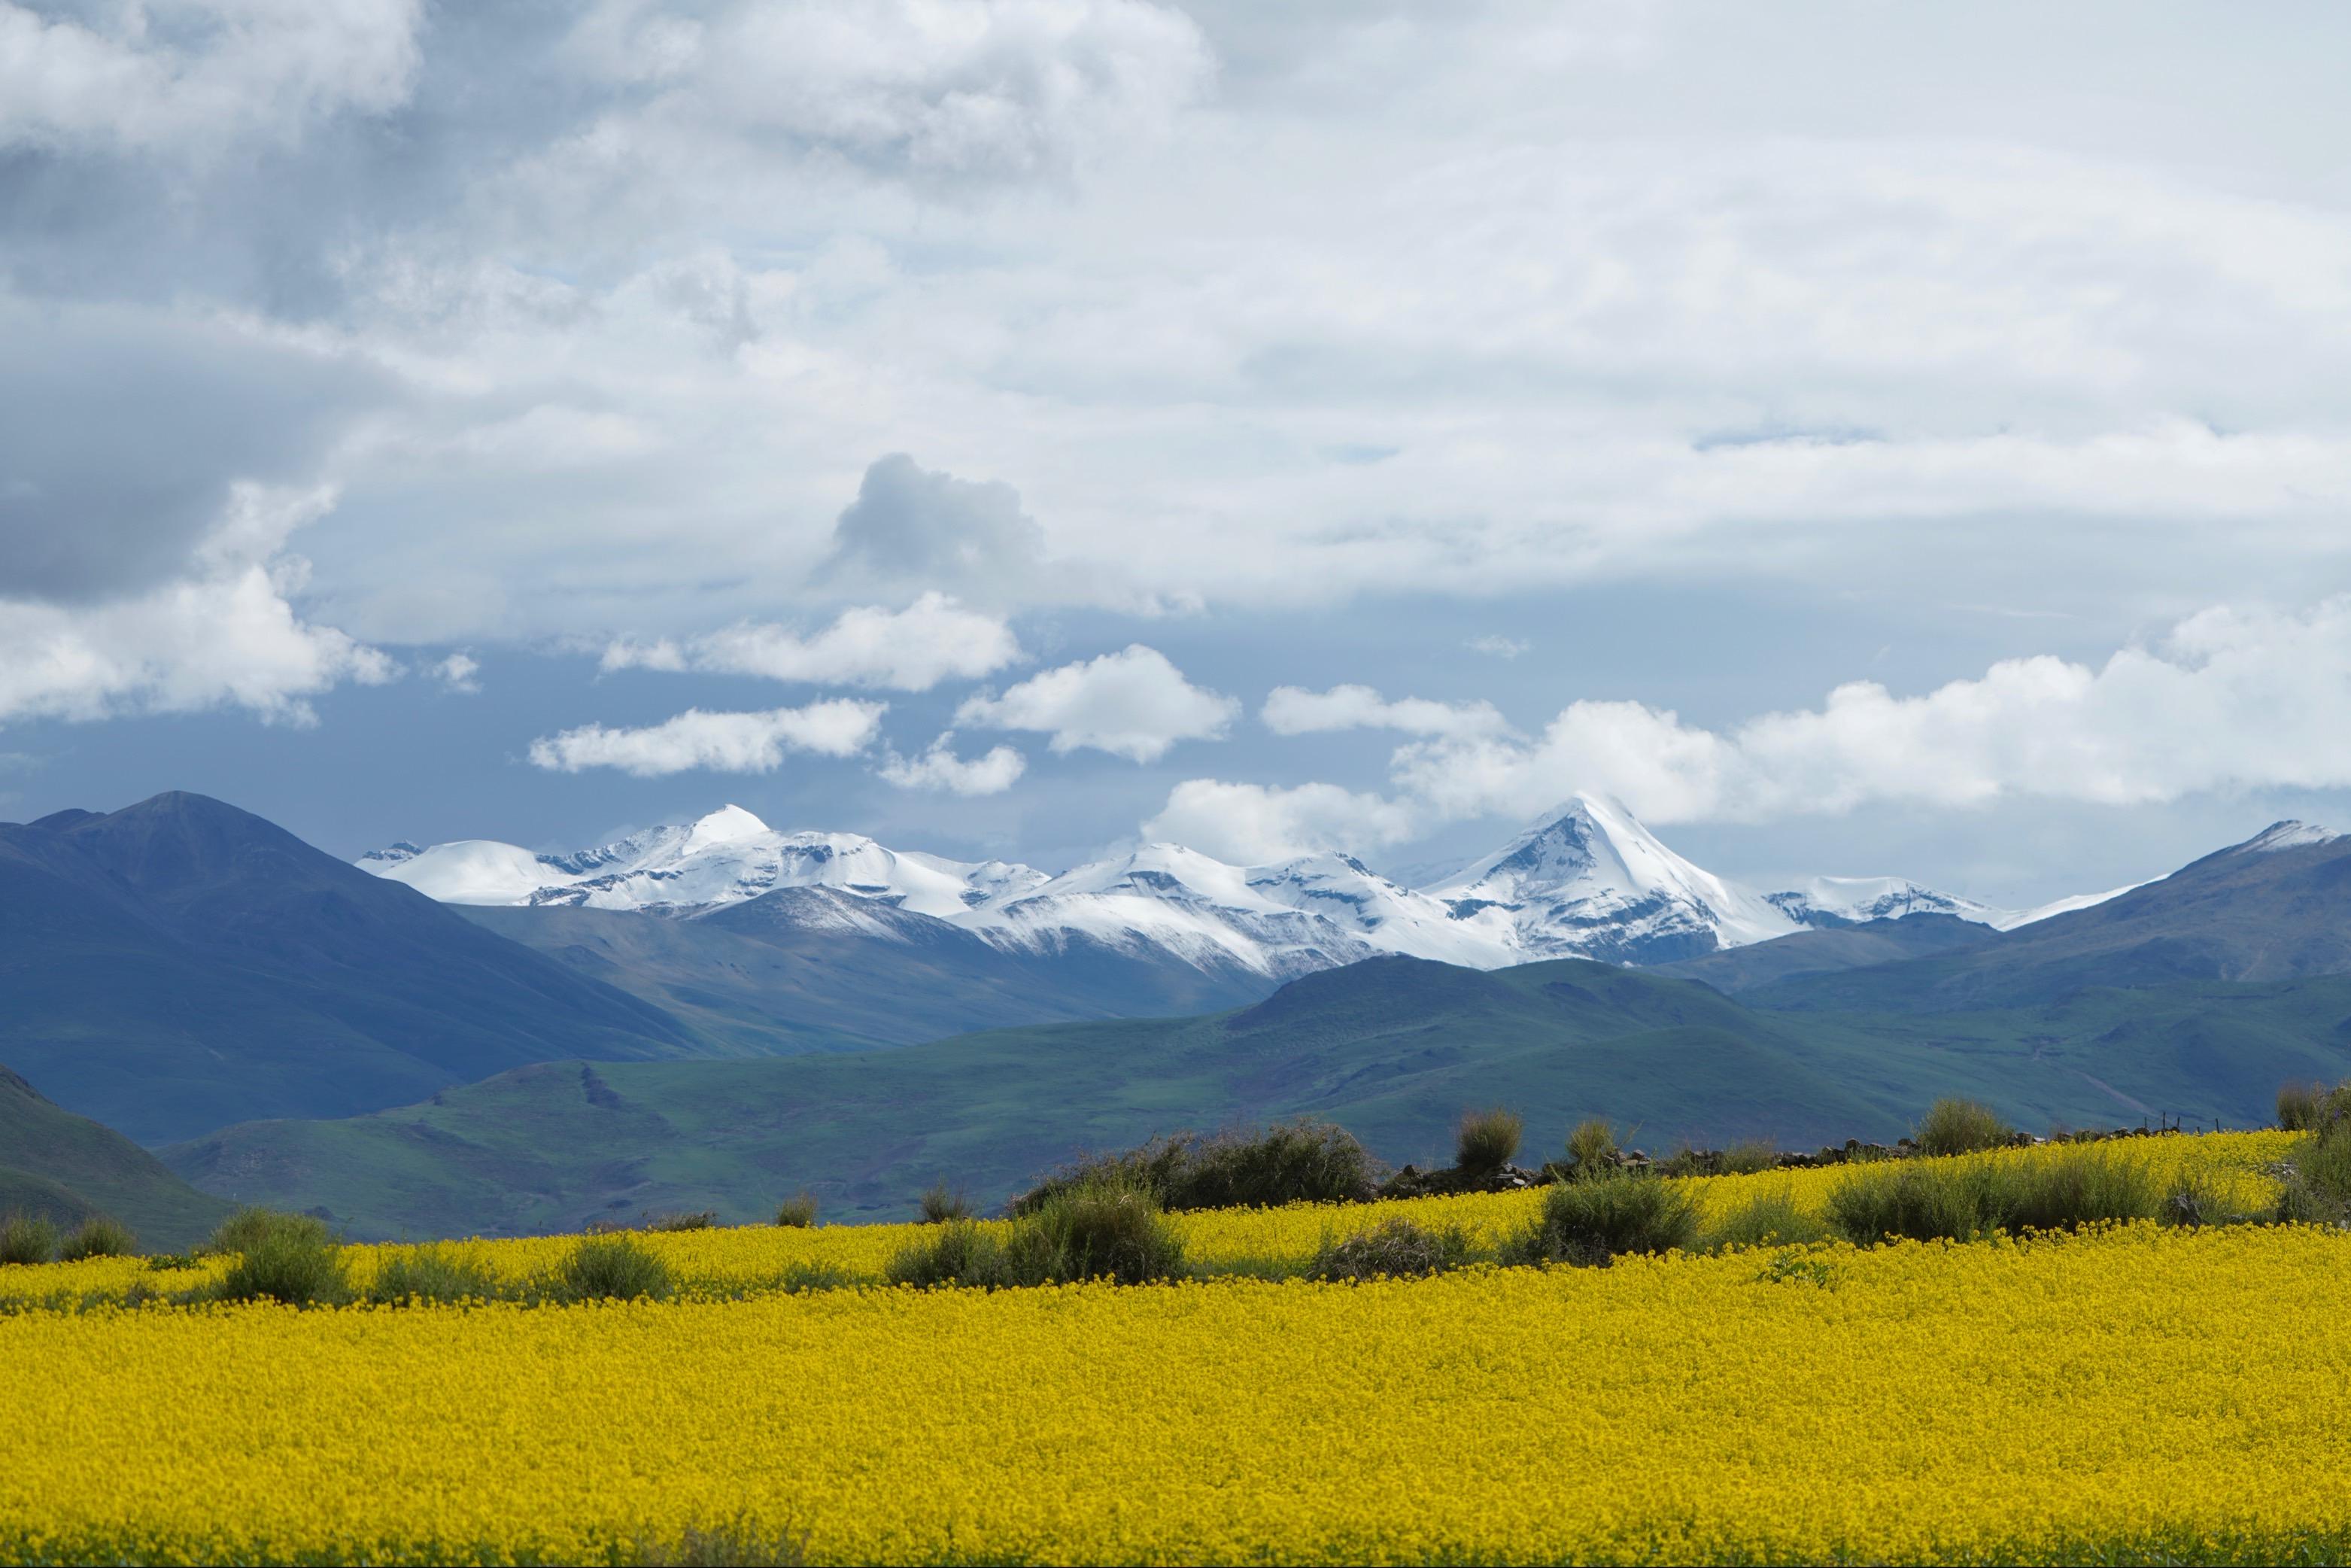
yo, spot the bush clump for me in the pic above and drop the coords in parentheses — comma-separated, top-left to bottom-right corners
(918, 1183, 970, 1224)
(56, 1216, 137, 1261)
(0, 1212, 59, 1266)
(1453, 1108, 1523, 1174)
(1827, 1147, 2161, 1245)
(365, 1243, 500, 1306)
(773, 1193, 819, 1229)
(1310, 1218, 1474, 1281)
(551, 1235, 673, 1302)
(1720, 1138, 1782, 1176)
(205, 1207, 333, 1257)
(1914, 1098, 2015, 1157)
(891, 1184, 1186, 1288)
(1825, 1162, 1988, 1244)
(2278, 1080, 2327, 1132)
(640, 1210, 717, 1232)
(210, 1226, 351, 1307)
(1010, 1118, 1378, 1214)
(2275, 1081, 2351, 1223)
(1514, 1175, 1697, 1266)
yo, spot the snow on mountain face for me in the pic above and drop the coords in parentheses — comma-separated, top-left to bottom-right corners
(359, 795, 2043, 982)
(1423, 795, 1802, 965)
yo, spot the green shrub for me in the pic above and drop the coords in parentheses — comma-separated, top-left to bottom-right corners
(551, 1235, 673, 1302)
(56, 1216, 136, 1261)
(1991, 1147, 2158, 1232)
(1560, 1117, 1621, 1182)
(365, 1244, 500, 1305)
(1310, 1218, 1474, 1281)
(773, 1193, 819, 1229)
(0, 1213, 58, 1267)
(2278, 1080, 2326, 1132)
(205, 1207, 332, 1257)
(1914, 1098, 2014, 1157)
(210, 1229, 351, 1307)
(1453, 1108, 1523, 1174)
(641, 1210, 717, 1232)
(2162, 1171, 2250, 1229)
(885, 1220, 1007, 1288)
(1011, 1119, 1378, 1214)
(1516, 1175, 1697, 1266)
(1705, 1184, 1831, 1250)
(918, 1184, 970, 1224)
(1826, 1162, 1988, 1244)
(1001, 1184, 1186, 1286)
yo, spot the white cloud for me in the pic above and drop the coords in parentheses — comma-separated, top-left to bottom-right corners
(955, 645, 1235, 761)
(600, 594, 1020, 691)
(1262, 683, 1509, 740)
(0, 485, 396, 728)
(1390, 598, 2351, 825)
(1143, 779, 1419, 865)
(527, 698, 886, 776)
(0, 0, 423, 155)
(1466, 636, 1528, 660)
(878, 732, 1026, 795)
(433, 652, 481, 694)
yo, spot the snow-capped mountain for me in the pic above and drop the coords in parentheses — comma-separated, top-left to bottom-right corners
(358, 795, 2073, 981)
(360, 806, 1048, 920)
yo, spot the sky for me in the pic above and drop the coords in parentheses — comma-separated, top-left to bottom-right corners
(7, 0, 2351, 907)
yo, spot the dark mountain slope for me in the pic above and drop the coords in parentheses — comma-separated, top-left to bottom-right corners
(166, 943, 2351, 1241)
(1648, 913, 1996, 995)
(1748, 823, 2351, 1015)
(0, 793, 705, 1143)
(0, 1065, 232, 1249)
(463, 886, 1271, 1052)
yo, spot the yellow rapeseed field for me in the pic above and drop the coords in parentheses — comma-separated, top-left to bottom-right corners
(2, 1132, 2336, 1564)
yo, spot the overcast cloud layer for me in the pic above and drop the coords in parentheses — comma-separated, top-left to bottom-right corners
(5, 1, 2351, 901)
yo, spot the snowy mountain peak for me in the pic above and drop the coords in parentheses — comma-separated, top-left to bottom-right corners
(682, 804, 770, 855)
(1763, 876, 1999, 929)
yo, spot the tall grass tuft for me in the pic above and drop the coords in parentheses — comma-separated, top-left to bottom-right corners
(1453, 1108, 1523, 1174)
(1515, 1176, 1697, 1266)
(773, 1193, 819, 1229)
(918, 1183, 970, 1224)
(885, 1220, 1005, 1288)
(1310, 1218, 1475, 1281)
(1720, 1138, 1783, 1176)
(1001, 1184, 1186, 1286)
(1705, 1183, 1831, 1250)
(2278, 1080, 2326, 1132)
(365, 1243, 500, 1306)
(552, 1235, 673, 1302)
(640, 1210, 717, 1232)
(0, 1213, 58, 1266)
(1826, 1162, 1989, 1244)
(56, 1216, 136, 1261)
(1995, 1147, 2159, 1233)
(1914, 1098, 2015, 1157)
(1010, 1119, 1378, 1214)
(1561, 1117, 1620, 1181)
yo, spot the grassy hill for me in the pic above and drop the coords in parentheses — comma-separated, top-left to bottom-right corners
(163, 953, 2351, 1239)
(1, 1066, 232, 1250)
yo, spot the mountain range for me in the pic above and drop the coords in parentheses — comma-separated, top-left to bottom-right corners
(362, 792, 2102, 983)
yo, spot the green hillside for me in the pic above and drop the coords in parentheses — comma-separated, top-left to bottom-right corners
(1, 1066, 233, 1250)
(165, 954, 2351, 1239)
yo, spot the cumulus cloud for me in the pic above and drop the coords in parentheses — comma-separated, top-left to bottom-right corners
(1466, 636, 1529, 660)
(1143, 779, 1419, 865)
(1391, 598, 2351, 825)
(818, 454, 1049, 597)
(0, 0, 424, 155)
(0, 484, 396, 728)
(527, 698, 887, 776)
(878, 731, 1027, 795)
(432, 653, 481, 694)
(600, 593, 1021, 691)
(1262, 683, 1509, 740)
(955, 645, 1236, 761)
